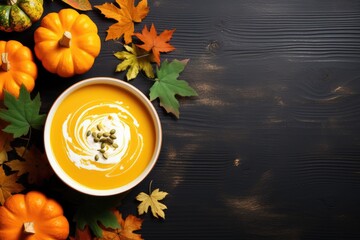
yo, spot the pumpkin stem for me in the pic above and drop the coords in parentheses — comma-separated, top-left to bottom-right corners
(1, 53, 10, 72)
(23, 222, 35, 234)
(59, 31, 72, 48)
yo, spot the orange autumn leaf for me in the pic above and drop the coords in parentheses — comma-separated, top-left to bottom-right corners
(62, 0, 92, 11)
(0, 120, 12, 164)
(134, 24, 175, 65)
(95, 0, 149, 43)
(0, 120, 12, 150)
(5, 146, 54, 185)
(0, 120, 13, 164)
(0, 167, 25, 205)
(70, 225, 93, 240)
(0, 149, 7, 165)
(96, 210, 143, 240)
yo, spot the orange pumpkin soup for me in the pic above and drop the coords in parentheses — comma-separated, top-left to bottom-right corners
(46, 80, 159, 192)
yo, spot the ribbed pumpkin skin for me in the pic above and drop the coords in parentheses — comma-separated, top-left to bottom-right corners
(0, 0, 44, 32)
(0, 191, 70, 240)
(0, 40, 37, 99)
(34, 8, 101, 78)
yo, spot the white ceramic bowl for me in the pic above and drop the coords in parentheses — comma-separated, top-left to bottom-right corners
(44, 77, 162, 196)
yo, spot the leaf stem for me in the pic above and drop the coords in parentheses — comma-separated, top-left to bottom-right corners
(136, 53, 150, 59)
(149, 180, 153, 194)
(114, 40, 125, 46)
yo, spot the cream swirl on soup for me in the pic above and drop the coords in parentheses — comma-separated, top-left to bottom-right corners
(62, 101, 144, 177)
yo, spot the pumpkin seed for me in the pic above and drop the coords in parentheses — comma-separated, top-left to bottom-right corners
(103, 132, 110, 137)
(99, 149, 106, 153)
(112, 143, 119, 148)
(110, 134, 116, 139)
(110, 129, 116, 134)
(95, 154, 99, 161)
(94, 138, 100, 143)
(86, 130, 91, 137)
(103, 153, 108, 159)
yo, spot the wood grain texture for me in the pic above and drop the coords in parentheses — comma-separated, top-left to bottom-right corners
(2, 0, 360, 239)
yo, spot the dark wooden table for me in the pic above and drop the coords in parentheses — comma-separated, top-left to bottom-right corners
(2, 0, 360, 239)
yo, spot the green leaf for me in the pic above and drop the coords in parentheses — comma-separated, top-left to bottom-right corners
(61, 0, 92, 11)
(150, 59, 198, 118)
(0, 85, 46, 138)
(114, 44, 154, 81)
(74, 204, 121, 238)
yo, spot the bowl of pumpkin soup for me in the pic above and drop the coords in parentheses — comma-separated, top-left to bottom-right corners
(44, 77, 162, 196)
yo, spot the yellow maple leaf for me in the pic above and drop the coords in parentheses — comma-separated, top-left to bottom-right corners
(5, 146, 54, 185)
(114, 44, 154, 80)
(0, 167, 25, 205)
(95, 0, 149, 43)
(136, 183, 168, 219)
(96, 209, 143, 240)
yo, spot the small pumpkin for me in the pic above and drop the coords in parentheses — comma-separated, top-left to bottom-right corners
(34, 8, 101, 78)
(0, 0, 44, 32)
(0, 191, 69, 240)
(0, 40, 37, 99)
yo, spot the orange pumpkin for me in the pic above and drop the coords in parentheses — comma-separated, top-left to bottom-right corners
(0, 191, 70, 240)
(0, 40, 37, 99)
(34, 8, 101, 78)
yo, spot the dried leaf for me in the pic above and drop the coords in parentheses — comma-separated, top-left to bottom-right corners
(96, 209, 143, 240)
(0, 167, 24, 205)
(62, 0, 92, 11)
(0, 120, 12, 149)
(114, 44, 154, 80)
(150, 59, 198, 118)
(95, 0, 149, 43)
(69, 225, 93, 240)
(134, 24, 175, 65)
(136, 182, 168, 219)
(75, 205, 120, 238)
(0, 120, 12, 164)
(5, 146, 54, 185)
(0, 150, 7, 165)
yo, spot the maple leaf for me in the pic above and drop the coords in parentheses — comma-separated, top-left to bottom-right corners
(0, 167, 25, 205)
(97, 210, 143, 240)
(136, 182, 168, 219)
(134, 24, 176, 65)
(0, 85, 46, 138)
(62, 0, 92, 11)
(0, 150, 7, 165)
(5, 146, 54, 185)
(0, 120, 12, 164)
(95, 0, 149, 43)
(69, 225, 93, 240)
(150, 59, 198, 118)
(74, 205, 120, 238)
(114, 44, 154, 80)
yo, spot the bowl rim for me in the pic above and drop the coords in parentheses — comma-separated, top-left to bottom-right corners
(44, 77, 162, 196)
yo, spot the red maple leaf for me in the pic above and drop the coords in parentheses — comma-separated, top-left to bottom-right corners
(134, 24, 175, 65)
